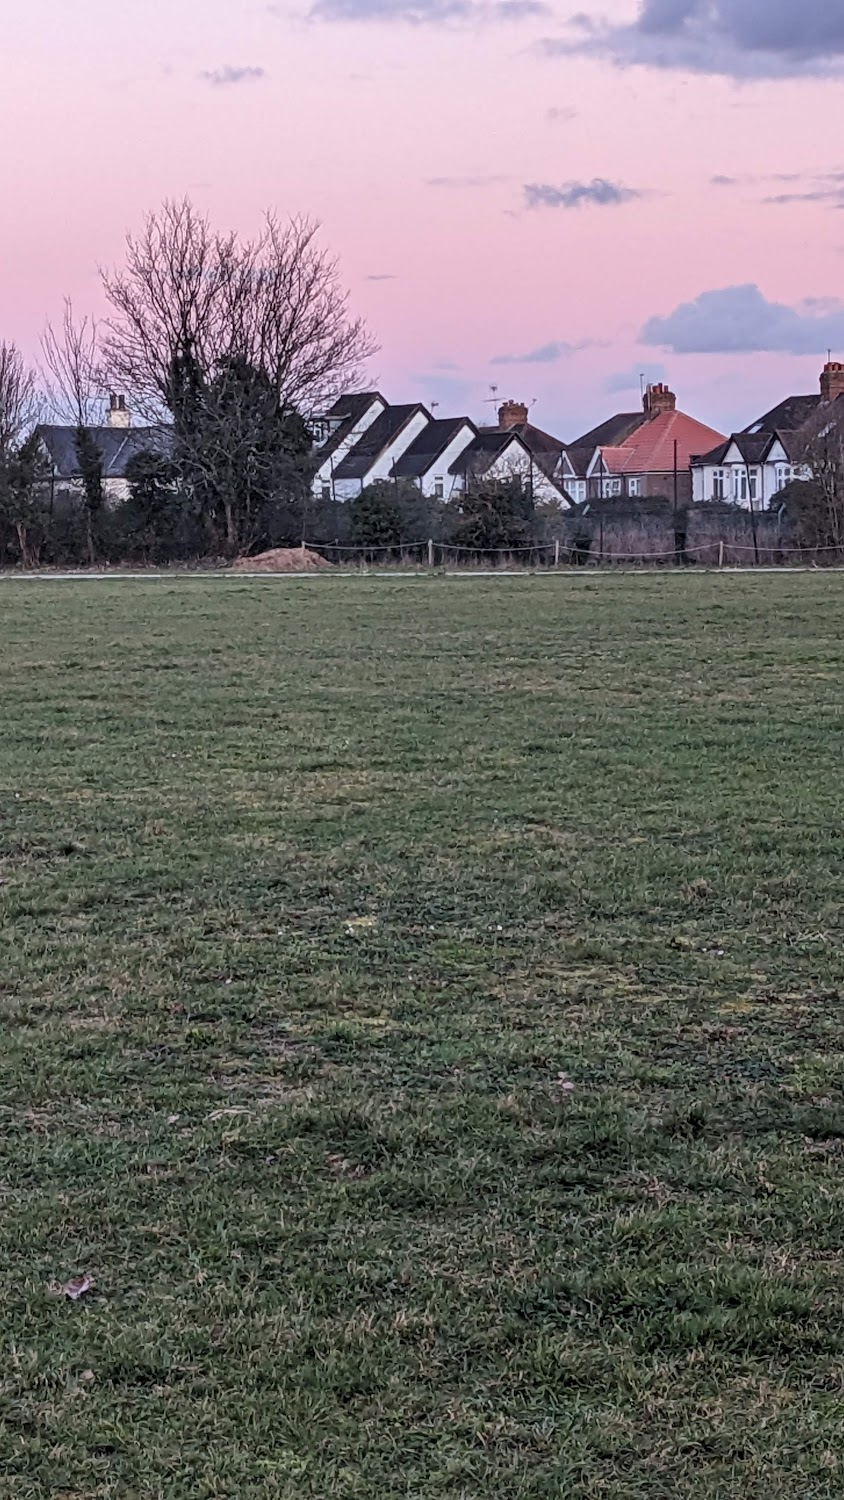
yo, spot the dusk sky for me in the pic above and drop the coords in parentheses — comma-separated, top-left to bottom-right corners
(5, 0, 844, 438)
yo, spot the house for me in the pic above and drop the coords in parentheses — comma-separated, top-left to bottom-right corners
(389, 417, 477, 499)
(691, 363, 844, 508)
(312, 394, 572, 506)
(311, 392, 388, 500)
(449, 425, 571, 505)
(36, 396, 169, 503)
(328, 404, 432, 501)
(565, 384, 726, 503)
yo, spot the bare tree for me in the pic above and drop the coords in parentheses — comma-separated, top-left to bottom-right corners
(40, 301, 106, 564)
(101, 200, 376, 418)
(0, 343, 46, 567)
(41, 299, 101, 426)
(98, 199, 376, 554)
(792, 406, 844, 553)
(0, 342, 39, 458)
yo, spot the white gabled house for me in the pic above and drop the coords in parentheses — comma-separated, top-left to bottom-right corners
(691, 433, 810, 508)
(327, 404, 432, 501)
(311, 392, 388, 501)
(389, 417, 477, 499)
(450, 428, 570, 505)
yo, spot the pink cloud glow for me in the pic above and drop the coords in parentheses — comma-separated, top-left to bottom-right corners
(3, 0, 844, 437)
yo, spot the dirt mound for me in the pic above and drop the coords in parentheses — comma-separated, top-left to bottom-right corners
(232, 547, 332, 573)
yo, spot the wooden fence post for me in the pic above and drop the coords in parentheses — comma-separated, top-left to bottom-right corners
(718, 541, 725, 569)
(554, 538, 560, 567)
(428, 538, 434, 569)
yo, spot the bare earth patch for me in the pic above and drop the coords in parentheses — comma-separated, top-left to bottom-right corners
(231, 546, 332, 573)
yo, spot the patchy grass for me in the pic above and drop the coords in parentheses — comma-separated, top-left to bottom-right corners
(1, 573, 844, 1499)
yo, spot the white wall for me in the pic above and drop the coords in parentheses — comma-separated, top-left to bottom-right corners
(312, 397, 386, 497)
(418, 424, 476, 498)
(333, 409, 431, 501)
(485, 439, 567, 505)
(692, 458, 810, 508)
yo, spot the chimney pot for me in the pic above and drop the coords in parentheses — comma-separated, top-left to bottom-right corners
(106, 393, 131, 429)
(644, 382, 676, 416)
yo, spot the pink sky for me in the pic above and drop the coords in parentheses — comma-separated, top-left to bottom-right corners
(3, 0, 844, 439)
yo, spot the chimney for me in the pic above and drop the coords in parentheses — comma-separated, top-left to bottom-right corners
(820, 361, 844, 403)
(106, 393, 130, 429)
(498, 399, 529, 430)
(644, 382, 676, 417)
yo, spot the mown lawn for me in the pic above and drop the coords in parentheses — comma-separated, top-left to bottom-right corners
(1, 572, 844, 1499)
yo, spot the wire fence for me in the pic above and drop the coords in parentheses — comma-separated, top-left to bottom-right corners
(301, 537, 844, 568)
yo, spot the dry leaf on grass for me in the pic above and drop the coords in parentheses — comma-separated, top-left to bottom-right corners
(60, 1275, 95, 1301)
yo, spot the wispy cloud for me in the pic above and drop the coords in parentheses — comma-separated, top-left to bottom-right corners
(491, 339, 600, 364)
(641, 284, 844, 355)
(524, 178, 643, 210)
(546, 105, 577, 122)
(309, 0, 547, 21)
(364, 273, 396, 280)
(200, 65, 266, 86)
(427, 174, 507, 188)
(541, 0, 844, 80)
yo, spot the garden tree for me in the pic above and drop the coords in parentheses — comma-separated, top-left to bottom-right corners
(168, 354, 313, 554)
(449, 476, 535, 554)
(123, 449, 178, 562)
(100, 199, 376, 553)
(0, 343, 47, 568)
(792, 408, 844, 551)
(41, 301, 105, 563)
(776, 478, 831, 552)
(350, 482, 402, 550)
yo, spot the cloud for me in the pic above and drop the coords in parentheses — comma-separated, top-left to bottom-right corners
(491, 338, 603, 364)
(641, 284, 844, 355)
(309, 0, 547, 20)
(201, 65, 266, 86)
(603, 363, 667, 394)
(546, 105, 577, 121)
(364, 273, 396, 280)
(543, 0, 844, 80)
(524, 178, 642, 209)
(427, 174, 507, 188)
(492, 341, 579, 365)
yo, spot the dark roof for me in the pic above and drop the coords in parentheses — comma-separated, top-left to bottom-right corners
(333, 404, 429, 480)
(695, 433, 774, 466)
(37, 424, 170, 479)
(502, 420, 564, 478)
(315, 391, 385, 463)
(566, 412, 648, 449)
(390, 417, 474, 479)
(562, 444, 595, 479)
(743, 395, 820, 434)
(449, 428, 522, 476)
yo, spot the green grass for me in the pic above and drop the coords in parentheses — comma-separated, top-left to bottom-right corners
(1, 572, 844, 1499)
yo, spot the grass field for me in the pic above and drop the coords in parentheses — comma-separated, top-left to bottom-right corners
(2, 573, 844, 1499)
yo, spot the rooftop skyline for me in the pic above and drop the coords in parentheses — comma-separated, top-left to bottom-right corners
(4, 0, 844, 438)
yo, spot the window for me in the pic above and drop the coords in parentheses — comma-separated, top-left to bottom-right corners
(775, 464, 793, 492)
(712, 468, 726, 500)
(628, 477, 640, 496)
(604, 477, 622, 497)
(738, 471, 748, 503)
(433, 476, 444, 499)
(749, 469, 759, 502)
(321, 483, 331, 502)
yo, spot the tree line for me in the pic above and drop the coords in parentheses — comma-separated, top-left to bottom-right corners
(0, 198, 560, 569)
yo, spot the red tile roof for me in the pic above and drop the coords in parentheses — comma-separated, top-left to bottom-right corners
(599, 409, 726, 475)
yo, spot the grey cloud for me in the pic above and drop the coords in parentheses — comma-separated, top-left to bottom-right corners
(364, 273, 396, 280)
(641, 283, 844, 354)
(310, 0, 547, 21)
(492, 341, 578, 365)
(201, 65, 266, 86)
(542, 0, 844, 80)
(546, 105, 578, 121)
(764, 189, 844, 205)
(524, 178, 643, 209)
